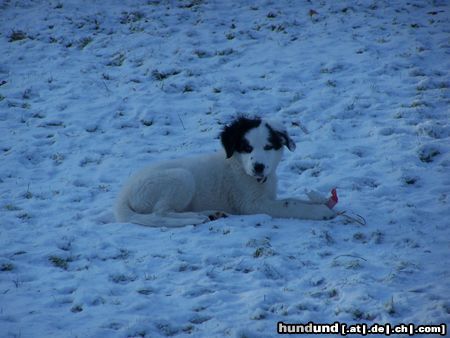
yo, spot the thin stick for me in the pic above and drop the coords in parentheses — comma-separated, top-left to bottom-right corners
(102, 80, 112, 94)
(177, 113, 185, 130)
(333, 254, 368, 262)
(337, 211, 367, 225)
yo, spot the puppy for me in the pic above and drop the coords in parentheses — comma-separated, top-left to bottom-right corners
(115, 116, 335, 227)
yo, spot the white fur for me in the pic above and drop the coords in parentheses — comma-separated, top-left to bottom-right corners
(238, 124, 283, 179)
(115, 119, 336, 227)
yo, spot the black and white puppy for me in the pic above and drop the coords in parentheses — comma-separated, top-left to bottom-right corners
(115, 116, 336, 227)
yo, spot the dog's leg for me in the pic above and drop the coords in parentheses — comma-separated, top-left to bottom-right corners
(246, 198, 336, 220)
(119, 168, 211, 227)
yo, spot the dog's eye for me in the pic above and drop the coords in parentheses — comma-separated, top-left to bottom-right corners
(242, 144, 253, 153)
(264, 145, 274, 150)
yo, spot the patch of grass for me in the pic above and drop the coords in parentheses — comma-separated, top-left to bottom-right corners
(140, 119, 153, 126)
(226, 32, 235, 40)
(110, 273, 137, 284)
(78, 36, 93, 49)
(404, 176, 418, 185)
(418, 147, 440, 163)
(107, 52, 126, 67)
(1, 263, 14, 271)
(115, 110, 125, 118)
(308, 9, 319, 22)
(353, 232, 367, 242)
(156, 322, 179, 336)
(385, 296, 396, 315)
(393, 111, 404, 119)
(253, 248, 264, 258)
(97, 184, 110, 192)
(42, 120, 64, 127)
(4, 204, 21, 211)
(52, 153, 65, 165)
(351, 308, 376, 321)
(24, 185, 33, 199)
(91, 297, 105, 306)
(328, 288, 338, 298)
(189, 315, 211, 324)
(194, 49, 211, 58)
(410, 100, 427, 108)
(250, 309, 266, 320)
(49, 256, 69, 270)
(71, 305, 83, 313)
(22, 88, 33, 100)
(9, 30, 27, 42)
(320, 65, 343, 74)
(253, 247, 275, 258)
(7, 101, 21, 108)
(332, 255, 366, 269)
(216, 48, 234, 56)
(85, 125, 98, 133)
(151, 69, 180, 81)
(178, 264, 200, 272)
(112, 249, 130, 260)
(345, 260, 362, 269)
(182, 84, 194, 93)
(17, 212, 31, 220)
(120, 11, 145, 24)
(326, 80, 337, 87)
(438, 81, 449, 89)
(371, 230, 384, 244)
(12, 275, 22, 288)
(137, 288, 154, 295)
(80, 156, 101, 167)
(178, 0, 203, 9)
(182, 325, 194, 334)
(320, 230, 335, 245)
(270, 24, 285, 32)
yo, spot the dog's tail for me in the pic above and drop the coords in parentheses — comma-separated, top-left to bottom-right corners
(114, 194, 207, 228)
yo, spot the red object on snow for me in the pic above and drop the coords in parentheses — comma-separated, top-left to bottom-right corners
(326, 188, 338, 209)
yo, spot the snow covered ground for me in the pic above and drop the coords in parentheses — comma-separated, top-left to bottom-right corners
(1, 0, 449, 337)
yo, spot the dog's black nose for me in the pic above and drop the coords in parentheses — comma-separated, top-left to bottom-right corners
(254, 163, 265, 174)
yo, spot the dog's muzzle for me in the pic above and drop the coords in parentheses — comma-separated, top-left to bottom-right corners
(256, 176, 267, 183)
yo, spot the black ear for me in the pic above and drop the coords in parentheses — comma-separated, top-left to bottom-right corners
(220, 116, 262, 158)
(220, 124, 236, 158)
(278, 130, 296, 151)
(266, 121, 296, 152)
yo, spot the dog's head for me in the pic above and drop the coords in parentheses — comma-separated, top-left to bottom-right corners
(220, 116, 296, 182)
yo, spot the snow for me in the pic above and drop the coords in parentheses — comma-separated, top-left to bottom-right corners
(1, 0, 449, 337)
